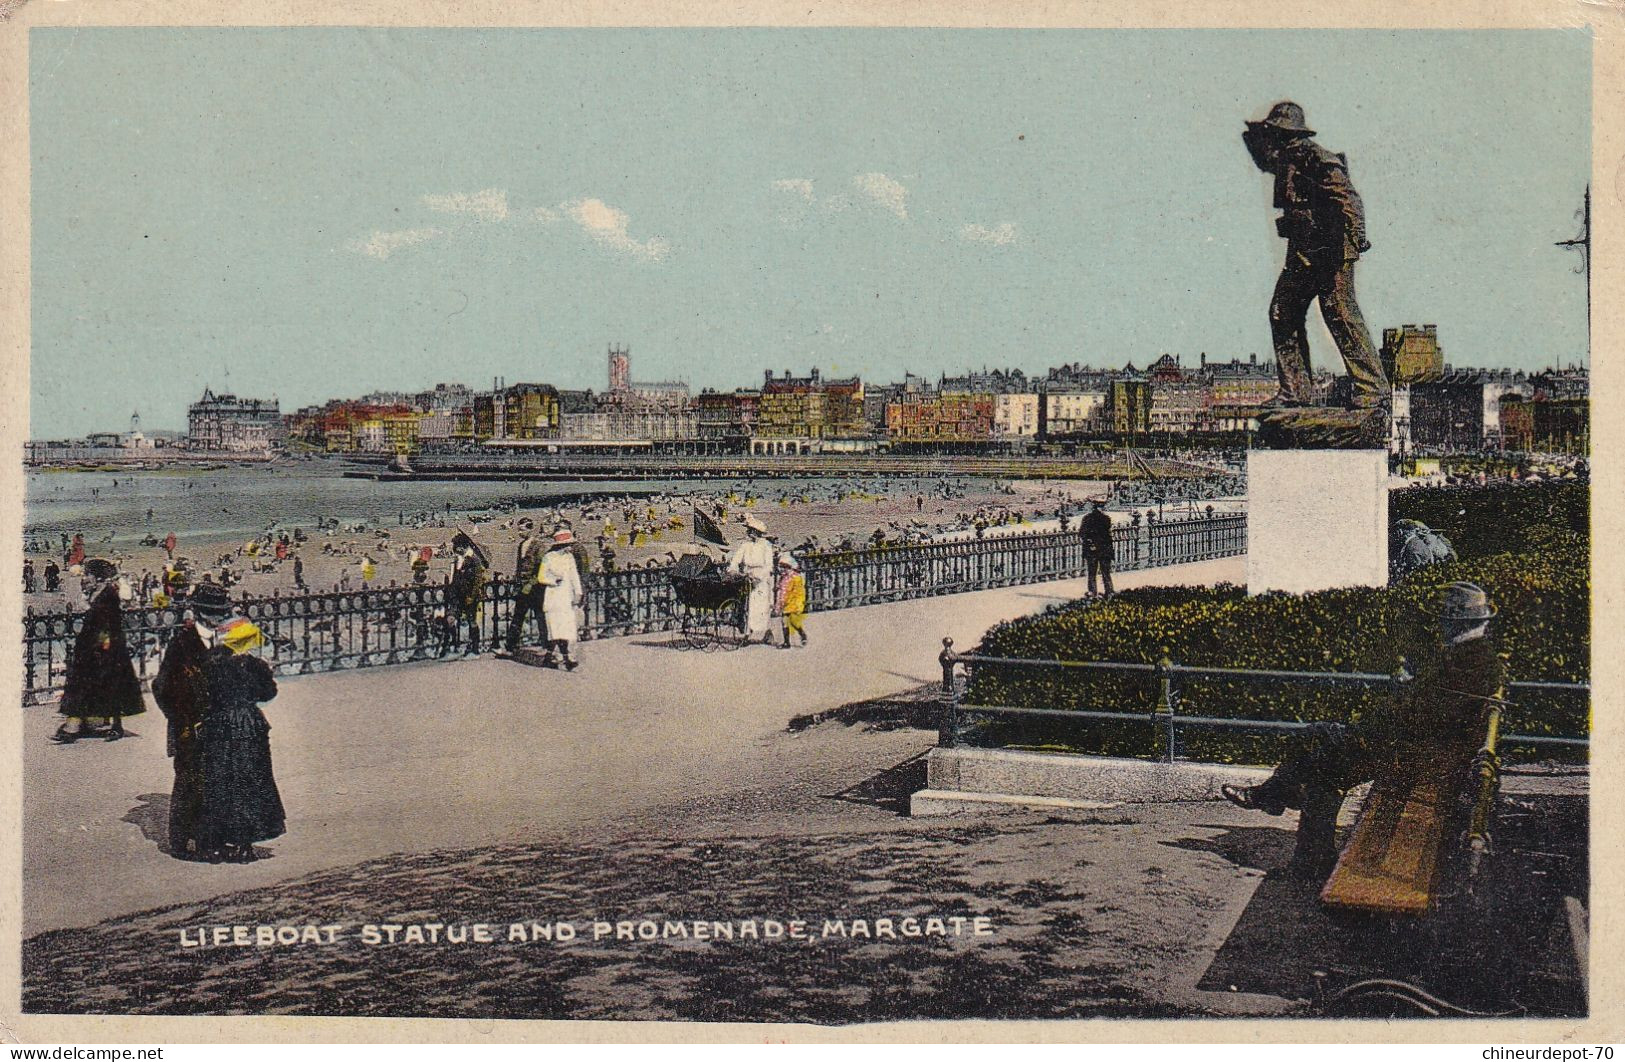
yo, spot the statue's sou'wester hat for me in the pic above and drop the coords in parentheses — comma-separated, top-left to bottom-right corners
(744, 515, 767, 534)
(1423, 581, 1497, 620)
(82, 558, 119, 581)
(1250, 100, 1315, 137)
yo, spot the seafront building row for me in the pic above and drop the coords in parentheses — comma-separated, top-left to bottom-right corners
(26, 328, 1591, 464)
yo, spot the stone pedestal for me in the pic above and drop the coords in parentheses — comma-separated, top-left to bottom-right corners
(1246, 449, 1388, 595)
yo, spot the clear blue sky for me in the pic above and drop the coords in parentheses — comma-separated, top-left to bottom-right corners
(30, 28, 1591, 437)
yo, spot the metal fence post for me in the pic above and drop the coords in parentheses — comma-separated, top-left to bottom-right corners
(938, 637, 961, 748)
(1153, 647, 1177, 763)
(1390, 655, 1412, 709)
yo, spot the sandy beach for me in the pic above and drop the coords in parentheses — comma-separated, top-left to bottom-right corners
(24, 476, 1135, 608)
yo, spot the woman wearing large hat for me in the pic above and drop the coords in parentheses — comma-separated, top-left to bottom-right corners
(539, 529, 584, 670)
(727, 515, 776, 644)
(54, 559, 143, 743)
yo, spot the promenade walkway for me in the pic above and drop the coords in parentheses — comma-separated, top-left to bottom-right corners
(24, 555, 1244, 937)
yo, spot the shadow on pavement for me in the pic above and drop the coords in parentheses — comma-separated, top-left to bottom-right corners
(787, 683, 940, 733)
(822, 751, 929, 816)
(1163, 822, 1294, 874)
(1185, 797, 1588, 1017)
(120, 793, 172, 854)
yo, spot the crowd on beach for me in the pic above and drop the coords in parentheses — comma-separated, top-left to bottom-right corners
(25, 473, 1236, 610)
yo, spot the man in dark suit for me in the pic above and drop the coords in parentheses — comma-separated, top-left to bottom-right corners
(1222, 582, 1504, 875)
(1080, 498, 1114, 599)
(498, 522, 548, 658)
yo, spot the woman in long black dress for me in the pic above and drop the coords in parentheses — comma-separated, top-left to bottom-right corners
(181, 591, 289, 863)
(195, 616, 286, 863)
(55, 559, 144, 743)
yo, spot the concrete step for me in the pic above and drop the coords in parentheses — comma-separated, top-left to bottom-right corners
(909, 787, 1120, 817)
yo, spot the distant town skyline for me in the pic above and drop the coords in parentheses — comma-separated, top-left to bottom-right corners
(30, 28, 1590, 439)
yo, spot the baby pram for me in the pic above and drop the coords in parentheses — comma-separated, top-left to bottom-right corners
(668, 553, 751, 651)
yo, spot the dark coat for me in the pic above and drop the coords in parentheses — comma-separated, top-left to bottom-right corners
(152, 625, 211, 854)
(514, 536, 547, 591)
(1366, 635, 1503, 776)
(1271, 140, 1368, 264)
(1080, 509, 1113, 556)
(58, 584, 144, 720)
(449, 554, 488, 615)
(197, 646, 285, 849)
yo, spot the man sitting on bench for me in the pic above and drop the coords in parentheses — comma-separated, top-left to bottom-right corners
(1222, 581, 1504, 879)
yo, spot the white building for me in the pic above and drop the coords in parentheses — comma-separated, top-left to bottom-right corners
(1043, 390, 1106, 435)
(993, 393, 1040, 438)
(187, 389, 285, 452)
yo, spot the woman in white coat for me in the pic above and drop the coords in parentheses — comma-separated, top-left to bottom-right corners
(727, 515, 776, 644)
(540, 530, 585, 670)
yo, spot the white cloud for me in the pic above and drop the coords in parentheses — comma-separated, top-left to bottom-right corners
(345, 227, 444, 260)
(772, 178, 816, 202)
(563, 197, 671, 262)
(852, 172, 908, 220)
(420, 189, 509, 222)
(961, 222, 1019, 246)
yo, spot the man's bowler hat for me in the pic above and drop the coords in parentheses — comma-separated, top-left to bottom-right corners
(1424, 581, 1497, 621)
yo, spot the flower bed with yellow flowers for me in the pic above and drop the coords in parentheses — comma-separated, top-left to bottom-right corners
(964, 483, 1589, 764)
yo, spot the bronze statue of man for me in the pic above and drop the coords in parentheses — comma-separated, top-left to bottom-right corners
(1244, 101, 1389, 409)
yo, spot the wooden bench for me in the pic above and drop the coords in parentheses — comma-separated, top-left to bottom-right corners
(1320, 700, 1501, 916)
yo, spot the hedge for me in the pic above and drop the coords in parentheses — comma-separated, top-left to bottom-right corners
(963, 484, 1589, 764)
(1390, 482, 1588, 559)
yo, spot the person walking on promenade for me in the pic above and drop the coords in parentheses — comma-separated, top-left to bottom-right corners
(1080, 498, 1115, 599)
(728, 515, 776, 645)
(54, 558, 144, 744)
(23, 558, 35, 593)
(151, 585, 223, 860)
(775, 554, 808, 649)
(164, 532, 177, 561)
(292, 554, 306, 591)
(497, 523, 549, 659)
(557, 519, 592, 578)
(67, 533, 86, 568)
(447, 530, 489, 656)
(190, 587, 286, 864)
(1221, 581, 1503, 876)
(44, 560, 61, 592)
(540, 530, 584, 670)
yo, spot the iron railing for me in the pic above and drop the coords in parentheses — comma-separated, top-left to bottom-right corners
(23, 512, 1247, 704)
(801, 512, 1245, 611)
(934, 638, 1591, 762)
